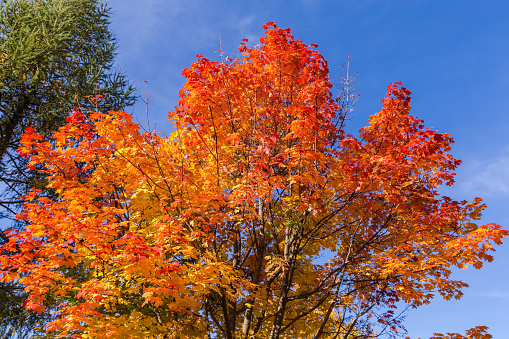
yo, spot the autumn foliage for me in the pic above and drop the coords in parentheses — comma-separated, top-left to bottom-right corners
(0, 23, 506, 339)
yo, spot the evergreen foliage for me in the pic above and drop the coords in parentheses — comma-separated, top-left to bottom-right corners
(0, 1, 136, 337)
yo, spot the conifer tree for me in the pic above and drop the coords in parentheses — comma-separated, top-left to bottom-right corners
(0, 0, 136, 227)
(0, 0, 135, 337)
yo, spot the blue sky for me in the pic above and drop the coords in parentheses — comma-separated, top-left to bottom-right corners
(107, 1, 509, 337)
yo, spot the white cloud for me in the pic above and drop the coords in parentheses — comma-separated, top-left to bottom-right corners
(469, 291, 509, 299)
(457, 151, 509, 197)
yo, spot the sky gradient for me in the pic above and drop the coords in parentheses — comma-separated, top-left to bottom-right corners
(107, 1, 509, 337)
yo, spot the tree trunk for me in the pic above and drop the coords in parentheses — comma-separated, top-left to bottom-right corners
(241, 199, 266, 338)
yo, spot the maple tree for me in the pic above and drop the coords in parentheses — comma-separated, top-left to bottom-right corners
(0, 23, 507, 339)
